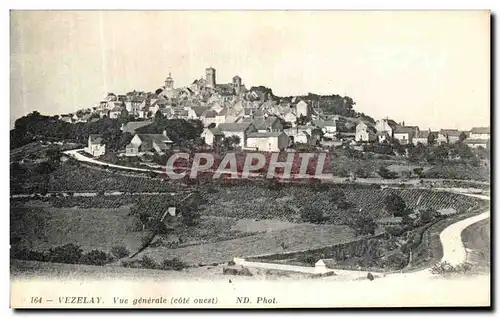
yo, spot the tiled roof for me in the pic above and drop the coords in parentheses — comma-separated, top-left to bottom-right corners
(122, 120, 153, 134)
(247, 132, 285, 138)
(471, 127, 490, 134)
(218, 122, 253, 132)
(89, 134, 103, 144)
(394, 126, 418, 134)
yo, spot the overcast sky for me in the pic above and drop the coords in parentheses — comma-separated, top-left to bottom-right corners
(10, 11, 490, 130)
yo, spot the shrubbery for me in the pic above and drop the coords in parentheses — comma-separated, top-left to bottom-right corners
(79, 249, 114, 266)
(11, 243, 116, 266)
(430, 261, 472, 276)
(48, 243, 83, 264)
(111, 245, 130, 259)
(122, 256, 189, 271)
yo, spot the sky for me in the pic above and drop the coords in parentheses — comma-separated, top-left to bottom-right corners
(10, 11, 490, 130)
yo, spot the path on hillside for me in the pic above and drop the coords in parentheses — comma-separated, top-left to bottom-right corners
(64, 149, 490, 187)
(236, 193, 490, 280)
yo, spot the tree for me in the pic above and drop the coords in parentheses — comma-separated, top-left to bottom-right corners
(155, 110, 163, 121)
(222, 135, 241, 150)
(296, 115, 309, 126)
(427, 132, 436, 145)
(301, 206, 325, 224)
(350, 214, 377, 236)
(130, 196, 172, 230)
(178, 192, 206, 226)
(459, 132, 468, 143)
(413, 167, 424, 178)
(378, 166, 397, 179)
(155, 88, 164, 95)
(48, 243, 83, 264)
(384, 194, 408, 217)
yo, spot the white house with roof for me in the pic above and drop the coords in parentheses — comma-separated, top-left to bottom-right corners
(201, 127, 225, 146)
(313, 119, 337, 138)
(284, 127, 312, 145)
(440, 129, 464, 144)
(375, 118, 398, 139)
(217, 122, 256, 146)
(245, 132, 289, 152)
(464, 139, 489, 149)
(200, 109, 218, 127)
(125, 131, 173, 156)
(394, 126, 419, 145)
(283, 111, 298, 126)
(84, 134, 106, 157)
(295, 100, 310, 118)
(412, 130, 433, 146)
(355, 121, 377, 142)
(469, 127, 490, 140)
(109, 106, 123, 119)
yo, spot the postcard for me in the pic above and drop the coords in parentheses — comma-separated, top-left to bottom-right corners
(9, 10, 491, 308)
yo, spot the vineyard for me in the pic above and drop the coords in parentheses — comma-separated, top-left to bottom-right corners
(424, 164, 490, 182)
(10, 162, 184, 194)
(198, 183, 485, 223)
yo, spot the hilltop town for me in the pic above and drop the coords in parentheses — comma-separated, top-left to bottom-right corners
(28, 66, 489, 160)
(10, 66, 490, 282)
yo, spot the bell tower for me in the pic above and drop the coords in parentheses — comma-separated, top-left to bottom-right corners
(205, 67, 216, 88)
(165, 69, 174, 91)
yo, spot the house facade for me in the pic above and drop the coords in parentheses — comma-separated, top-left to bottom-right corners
(355, 121, 376, 142)
(394, 126, 419, 145)
(125, 132, 173, 156)
(375, 119, 397, 139)
(201, 127, 224, 146)
(217, 122, 256, 147)
(469, 127, 490, 140)
(245, 132, 289, 152)
(84, 135, 106, 157)
(285, 127, 312, 145)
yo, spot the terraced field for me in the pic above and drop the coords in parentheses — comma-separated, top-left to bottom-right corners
(200, 184, 484, 222)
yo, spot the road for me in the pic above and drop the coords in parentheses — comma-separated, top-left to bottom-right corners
(63, 149, 491, 278)
(237, 193, 490, 280)
(64, 149, 490, 187)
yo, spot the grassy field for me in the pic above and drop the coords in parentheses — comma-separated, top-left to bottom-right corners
(10, 183, 487, 268)
(10, 259, 317, 281)
(462, 218, 490, 270)
(10, 202, 357, 266)
(10, 206, 145, 253)
(140, 223, 357, 265)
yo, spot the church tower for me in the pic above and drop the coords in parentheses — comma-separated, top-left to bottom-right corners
(232, 75, 242, 94)
(165, 71, 174, 91)
(206, 67, 216, 88)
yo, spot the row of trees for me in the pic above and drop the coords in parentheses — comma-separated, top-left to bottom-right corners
(11, 111, 204, 151)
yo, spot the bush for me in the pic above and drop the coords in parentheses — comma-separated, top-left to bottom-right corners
(160, 258, 188, 271)
(301, 207, 325, 224)
(378, 166, 397, 179)
(139, 255, 157, 269)
(351, 215, 377, 236)
(80, 249, 113, 266)
(297, 255, 317, 265)
(385, 225, 405, 237)
(430, 261, 472, 276)
(111, 245, 130, 259)
(48, 243, 83, 264)
(385, 252, 408, 269)
(11, 246, 48, 262)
